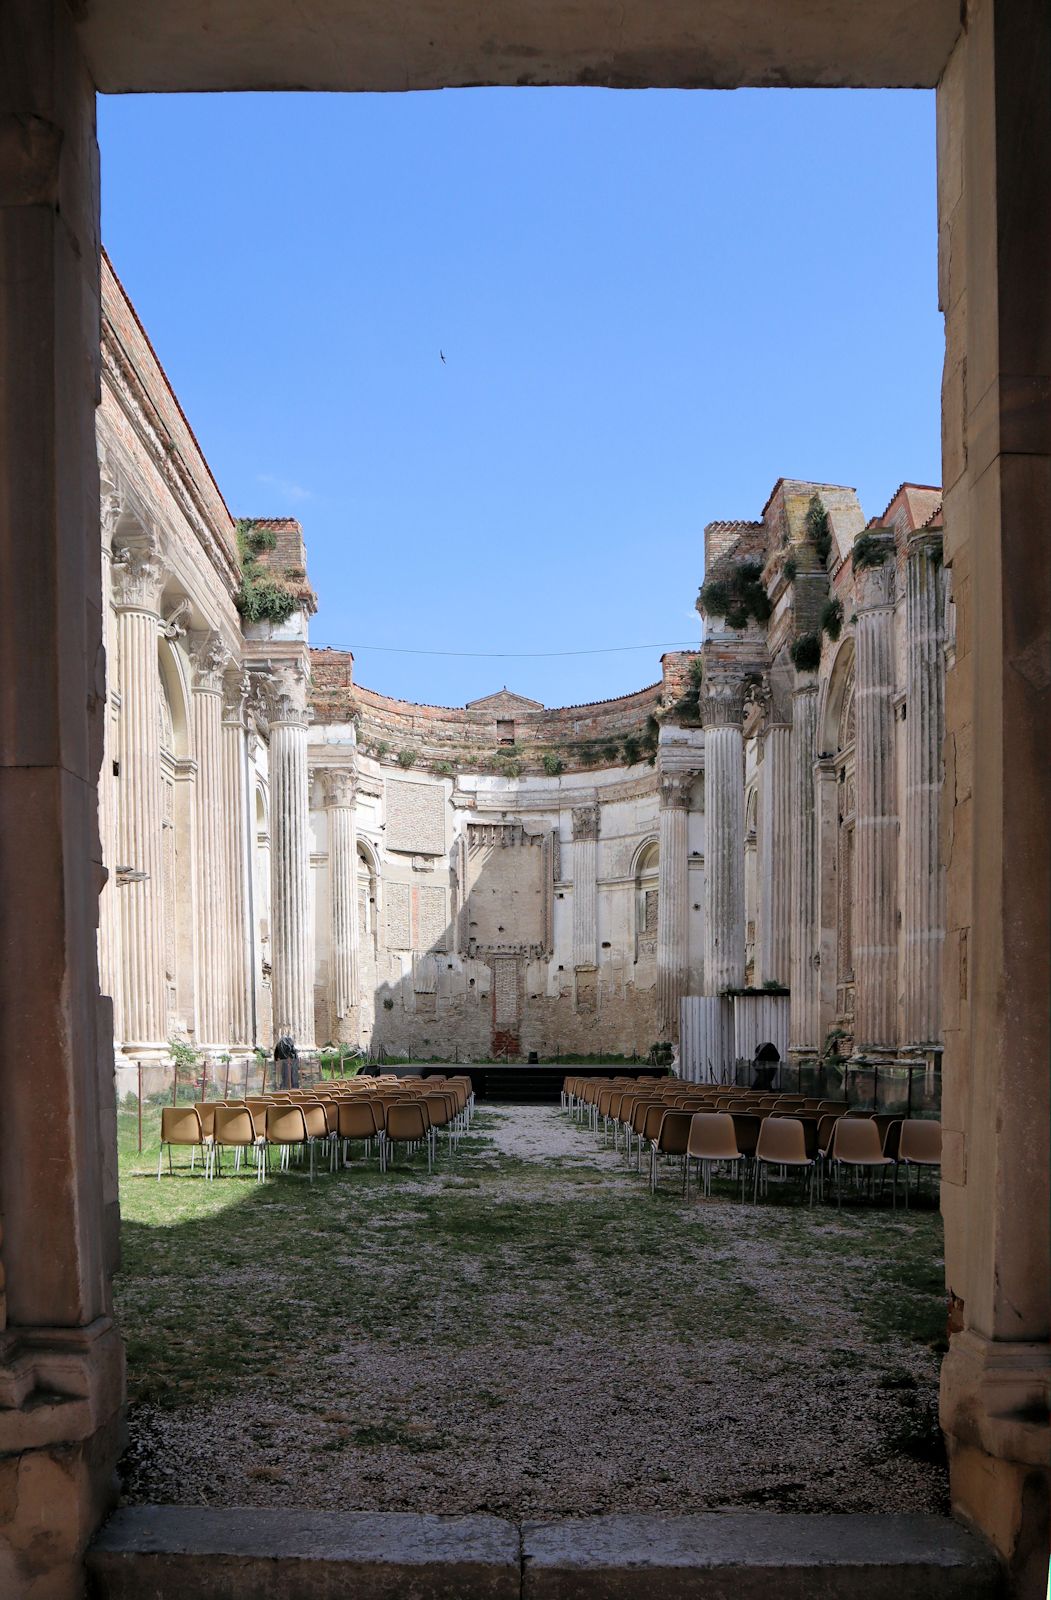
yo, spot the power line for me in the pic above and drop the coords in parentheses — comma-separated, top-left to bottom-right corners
(312, 640, 698, 660)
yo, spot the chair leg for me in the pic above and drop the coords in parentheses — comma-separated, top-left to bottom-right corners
(157, 1144, 164, 1181)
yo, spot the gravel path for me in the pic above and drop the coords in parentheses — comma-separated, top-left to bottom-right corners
(117, 1102, 949, 1519)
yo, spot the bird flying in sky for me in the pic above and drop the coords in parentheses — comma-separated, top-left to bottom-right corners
(440, 350, 446, 364)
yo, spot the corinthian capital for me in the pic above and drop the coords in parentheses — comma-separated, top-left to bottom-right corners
(699, 678, 746, 728)
(222, 667, 252, 723)
(659, 771, 695, 810)
(112, 534, 166, 613)
(571, 803, 600, 841)
(189, 630, 233, 693)
(319, 768, 358, 808)
(270, 661, 311, 726)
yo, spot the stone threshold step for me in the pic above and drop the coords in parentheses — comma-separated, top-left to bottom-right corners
(86, 1507, 1002, 1599)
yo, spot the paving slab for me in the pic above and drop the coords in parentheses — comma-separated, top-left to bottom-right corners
(86, 1506, 521, 1599)
(521, 1513, 1003, 1599)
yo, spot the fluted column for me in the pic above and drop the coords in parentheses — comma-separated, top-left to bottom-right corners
(190, 632, 232, 1048)
(757, 714, 792, 987)
(112, 539, 169, 1053)
(571, 803, 600, 970)
(701, 682, 746, 994)
(321, 768, 360, 1038)
(853, 544, 898, 1051)
(656, 771, 693, 1038)
(269, 665, 315, 1048)
(97, 529, 122, 1034)
(221, 668, 252, 1046)
(789, 672, 820, 1053)
(903, 531, 946, 1049)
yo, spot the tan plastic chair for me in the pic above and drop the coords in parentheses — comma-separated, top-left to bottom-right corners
(212, 1104, 262, 1181)
(158, 1105, 206, 1179)
(265, 1102, 312, 1180)
(896, 1118, 942, 1207)
(830, 1116, 895, 1208)
(338, 1098, 381, 1164)
(383, 1101, 431, 1173)
(753, 1116, 815, 1204)
(686, 1112, 744, 1199)
(649, 1109, 694, 1194)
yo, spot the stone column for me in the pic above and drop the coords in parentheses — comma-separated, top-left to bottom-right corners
(789, 672, 820, 1053)
(321, 768, 360, 1039)
(656, 771, 693, 1038)
(221, 669, 252, 1047)
(268, 667, 315, 1049)
(852, 543, 898, 1052)
(701, 682, 746, 994)
(0, 3, 124, 1588)
(757, 712, 792, 987)
(571, 803, 600, 971)
(903, 531, 946, 1050)
(189, 632, 231, 1050)
(112, 539, 169, 1054)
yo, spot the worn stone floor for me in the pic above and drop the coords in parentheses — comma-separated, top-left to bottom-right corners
(115, 1102, 949, 1517)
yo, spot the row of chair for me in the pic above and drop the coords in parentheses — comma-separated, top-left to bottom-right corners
(157, 1074, 475, 1182)
(563, 1076, 941, 1206)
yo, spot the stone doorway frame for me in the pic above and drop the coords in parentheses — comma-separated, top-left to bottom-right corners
(0, 0, 1046, 1593)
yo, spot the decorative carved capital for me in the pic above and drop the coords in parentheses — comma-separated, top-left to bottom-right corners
(571, 803, 600, 841)
(269, 662, 311, 726)
(319, 768, 357, 808)
(855, 541, 896, 612)
(699, 678, 746, 728)
(906, 528, 944, 565)
(162, 597, 192, 641)
(189, 630, 232, 693)
(112, 537, 166, 613)
(222, 667, 251, 723)
(659, 771, 695, 810)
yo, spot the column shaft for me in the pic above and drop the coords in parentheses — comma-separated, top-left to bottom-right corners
(190, 635, 230, 1048)
(853, 556, 898, 1050)
(115, 598, 168, 1048)
(571, 805, 599, 969)
(323, 770, 360, 1035)
(656, 782, 690, 1037)
(757, 722, 792, 986)
(903, 535, 946, 1048)
(789, 677, 820, 1052)
(221, 673, 252, 1046)
(270, 716, 315, 1048)
(702, 720, 746, 994)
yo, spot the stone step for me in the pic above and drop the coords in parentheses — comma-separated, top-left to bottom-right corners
(86, 1507, 1002, 1599)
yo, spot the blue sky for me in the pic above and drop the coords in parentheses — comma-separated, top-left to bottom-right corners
(99, 88, 940, 707)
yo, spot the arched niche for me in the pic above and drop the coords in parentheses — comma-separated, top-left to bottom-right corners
(632, 837, 659, 956)
(357, 838, 379, 949)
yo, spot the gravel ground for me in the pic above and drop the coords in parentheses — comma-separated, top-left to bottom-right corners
(117, 1103, 949, 1518)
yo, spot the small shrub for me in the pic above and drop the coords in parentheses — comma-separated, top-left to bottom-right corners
(541, 753, 565, 777)
(579, 745, 600, 767)
(783, 554, 798, 582)
(790, 630, 822, 672)
(499, 756, 522, 778)
(805, 495, 833, 565)
(699, 559, 771, 631)
(432, 760, 455, 777)
(852, 531, 891, 571)
(373, 740, 389, 760)
(235, 576, 298, 625)
(821, 596, 844, 641)
(397, 749, 417, 769)
(621, 734, 643, 766)
(602, 742, 620, 764)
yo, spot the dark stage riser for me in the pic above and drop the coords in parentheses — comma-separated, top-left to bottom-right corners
(395, 1063, 669, 1104)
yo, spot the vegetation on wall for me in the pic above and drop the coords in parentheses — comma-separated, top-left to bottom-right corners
(821, 596, 844, 642)
(852, 531, 892, 571)
(542, 753, 565, 777)
(670, 656, 704, 725)
(698, 559, 772, 631)
(782, 554, 798, 583)
(234, 519, 298, 625)
(805, 495, 834, 565)
(396, 749, 417, 769)
(789, 630, 823, 672)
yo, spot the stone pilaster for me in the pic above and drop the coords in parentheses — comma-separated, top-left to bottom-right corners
(112, 538, 169, 1054)
(789, 672, 820, 1053)
(189, 631, 231, 1049)
(268, 665, 315, 1049)
(221, 669, 252, 1047)
(320, 768, 360, 1038)
(757, 708, 792, 988)
(903, 531, 946, 1049)
(853, 544, 898, 1051)
(571, 803, 600, 970)
(656, 771, 693, 1038)
(700, 681, 746, 994)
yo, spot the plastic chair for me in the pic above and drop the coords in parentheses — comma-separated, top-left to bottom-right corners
(686, 1113, 743, 1199)
(896, 1119, 942, 1207)
(158, 1105, 206, 1179)
(338, 1098, 381, 1164)
(212, 1104, 261, 1181)
(753, 1116, 815, 1204)
(830, 1116, 895, 1207)
(265, 1103, 311, 1180)
(384, 1101, 431, 1173)
(649, 1110, 693, 1194)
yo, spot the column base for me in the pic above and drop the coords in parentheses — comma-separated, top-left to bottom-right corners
(0, 1318, 125, 1600)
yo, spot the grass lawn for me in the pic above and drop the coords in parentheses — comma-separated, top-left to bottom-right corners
(113, 1099, 948, 1517)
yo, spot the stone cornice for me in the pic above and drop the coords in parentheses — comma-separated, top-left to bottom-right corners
(101, 324, 242, 598)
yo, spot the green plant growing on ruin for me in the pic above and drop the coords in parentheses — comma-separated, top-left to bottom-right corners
(805, 495, 834, 565)
(821, 596, 844, 642)
(621, 734, 643, 766)
(235, 518, 277, 555)
(397, 748, 417, 768)
(671, 656, 704, 724)
(234, 519, 298, 624)
(499, 756, 523, 778)
(852, 531, 891, 571)
(698, 559, 772, 631)
(168, 1037, 200, 1070)
(602, 742, 620, 764)
(789, 630, 822, 672)
(782, 554, 798, 583)
(373, 740, 389, 760)
(578, 745, 600, 767)
(432, 760, 455, 777)
(542, 753, 565, 777)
